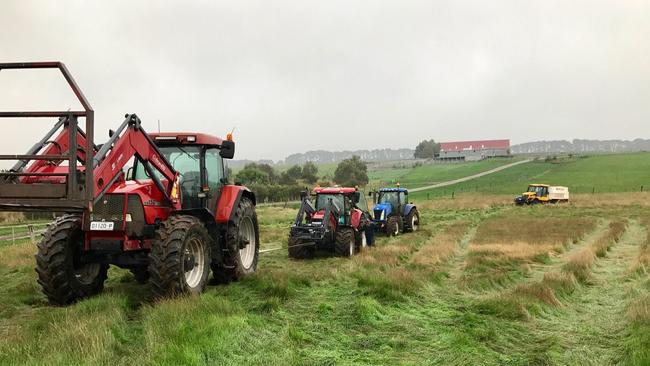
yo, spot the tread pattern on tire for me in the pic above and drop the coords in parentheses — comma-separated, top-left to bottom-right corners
(35, 215, 108, 305)
(405, 208, 420, 232)
(288, 236, 313, 259)
(387, 216, 400, 236)
(334, 227, 354, 257)
(211, 198, 260, 282)
(149, 215, 211, 298)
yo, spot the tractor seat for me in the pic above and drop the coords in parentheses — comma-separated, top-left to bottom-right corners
(180, 171, 201, 209)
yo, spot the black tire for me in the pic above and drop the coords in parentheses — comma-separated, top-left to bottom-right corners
(130, 267, 150, 284)
(334, 227, 355, 257)
(212, 198, 260, 282)
(386, 216, 400, 236)
(149, 215, 212, 298)
(405, 208, 420, 232)
(35, 215, 108, 305)
(288, 236, 313, 259)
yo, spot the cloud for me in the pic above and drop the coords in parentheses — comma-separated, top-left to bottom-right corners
(1, 0, 648, 164)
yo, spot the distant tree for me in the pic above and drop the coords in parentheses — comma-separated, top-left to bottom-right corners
(236, 166, 269, 185)
(279, 165, 302, 185)
(301, 161, 319, 184)
(334, 155, 368, 187)
(242, 162, 278, 183)
(414, 140, 441, 159)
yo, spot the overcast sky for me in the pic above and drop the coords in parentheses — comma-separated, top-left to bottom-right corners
(1, 0, 649, 163)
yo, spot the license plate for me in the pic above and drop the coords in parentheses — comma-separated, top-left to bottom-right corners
(90, 221, 114, 231)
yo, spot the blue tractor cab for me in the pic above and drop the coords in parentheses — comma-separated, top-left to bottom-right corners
(371, 186, 420, 236)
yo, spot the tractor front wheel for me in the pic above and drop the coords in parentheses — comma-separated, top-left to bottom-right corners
(212, 198, 260, 282)
(386, 216, 400, 236)
(35, 215, 108, 305)
(288, 236, 313, 259)
(405, 209, 420, 232)
(335, 228, 355, 257)
(149, 215, 212, 298)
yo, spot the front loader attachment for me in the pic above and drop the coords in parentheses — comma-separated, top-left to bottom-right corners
(0, 62, 95, 212)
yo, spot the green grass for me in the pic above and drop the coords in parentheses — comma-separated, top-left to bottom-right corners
(411, 153, 650, 200)
(2, 153, 650, 365)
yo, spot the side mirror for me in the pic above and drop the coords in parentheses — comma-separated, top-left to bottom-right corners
(300, 190, 308, 201)
(126, 167, 134, 180)
(219, 140, 235, 159)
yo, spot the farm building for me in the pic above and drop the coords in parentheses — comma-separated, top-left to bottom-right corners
(439, 139, 510, 161)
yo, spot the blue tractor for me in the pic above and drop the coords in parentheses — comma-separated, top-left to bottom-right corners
(371, 187, 420, 236)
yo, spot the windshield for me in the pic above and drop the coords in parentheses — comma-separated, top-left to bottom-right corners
(527, 186, 546, 195)
(378, 191, 399, 206)
(314, 194, 344, 214)
(134, 146, 200, 181)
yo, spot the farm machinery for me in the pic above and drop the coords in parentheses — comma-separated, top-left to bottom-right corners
(288, 187, 374, 259)
(514, 184, 570, 205)
(0, 62, 259, 304)
(371, 186, 420, 235)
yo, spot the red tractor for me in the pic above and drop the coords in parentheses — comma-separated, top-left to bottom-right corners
(0, 62, 259, 304)
(288, 187, 374, 259)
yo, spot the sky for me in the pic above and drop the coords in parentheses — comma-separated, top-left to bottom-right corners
(1, 0, 649, 163)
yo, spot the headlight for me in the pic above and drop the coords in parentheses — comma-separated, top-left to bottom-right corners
(125, 213, 132, 222)
(380, 211, 385, 220)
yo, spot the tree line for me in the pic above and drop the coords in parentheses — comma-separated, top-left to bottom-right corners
(232, 156, 369, 203)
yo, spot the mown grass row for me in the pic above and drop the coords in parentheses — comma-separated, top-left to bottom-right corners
(461, 214, 598, 290)
(477, 220, 627, 320)
(623, 218, 650, 365)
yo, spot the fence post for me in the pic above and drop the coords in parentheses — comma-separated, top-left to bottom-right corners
(452, 191, 455, 199)
(427, 193, 430, 200)
(11, 227, 15, 246)
(28, 225, 35, 244)
(592, 187, 595, 194)
(642, 185, 644, 192)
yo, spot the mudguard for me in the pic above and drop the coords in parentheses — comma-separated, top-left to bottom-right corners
(351, 209, 362, 228)
(215, 185, 256, 224)
(403, 203, 416, 216)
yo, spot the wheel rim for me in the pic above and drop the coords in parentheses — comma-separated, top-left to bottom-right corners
(361, 232, 367, 248)
(411, 215, 418, 231)
(183, 237, 205, 288)
(393, 222, 399, 235)
(239, 217, 256, 270)
(74, 263, 101, 285)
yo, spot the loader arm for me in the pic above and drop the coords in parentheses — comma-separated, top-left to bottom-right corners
(20, 119, 95, 183)
(92, 114, 179, 207)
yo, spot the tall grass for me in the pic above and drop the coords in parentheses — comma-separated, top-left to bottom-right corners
(463, 215, 596, 288)
(563, 220, 627, 282)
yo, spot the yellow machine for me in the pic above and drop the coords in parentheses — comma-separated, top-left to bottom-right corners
(515, 184, 569, 205)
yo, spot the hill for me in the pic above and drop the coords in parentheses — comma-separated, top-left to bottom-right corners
(511, 139, 650, 154)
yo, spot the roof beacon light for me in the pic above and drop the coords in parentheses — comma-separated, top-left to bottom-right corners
(186, 135, 196, 142)
(226, 132, 233, 141)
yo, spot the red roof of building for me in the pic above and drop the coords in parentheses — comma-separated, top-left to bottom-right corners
(440, 139, 510, 152)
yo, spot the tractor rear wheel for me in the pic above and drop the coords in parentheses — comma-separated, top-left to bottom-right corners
(288, 236, 313, 259)
(212, 198, 260, 282)
(335, 227, 355, 257)
(386, 216, 400, 236)
(35, 215, 108, 305)
(405, 209, 420, 232)
(149, 215, 212, 298)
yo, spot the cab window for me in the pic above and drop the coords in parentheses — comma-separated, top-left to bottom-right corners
(205, 148, 224, 192)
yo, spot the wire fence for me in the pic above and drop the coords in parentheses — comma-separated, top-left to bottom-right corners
(0, 222, 49, 246)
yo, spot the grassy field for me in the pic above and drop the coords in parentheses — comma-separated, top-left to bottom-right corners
(367, 157, 518, 189)
(1, 153, 650, 365)
(410, 152, 650, 200)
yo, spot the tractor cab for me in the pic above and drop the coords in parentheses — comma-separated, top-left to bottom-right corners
(130, 133, 235, 211)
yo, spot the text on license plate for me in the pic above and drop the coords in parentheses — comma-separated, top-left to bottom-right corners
(90, 221, 114, 231)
